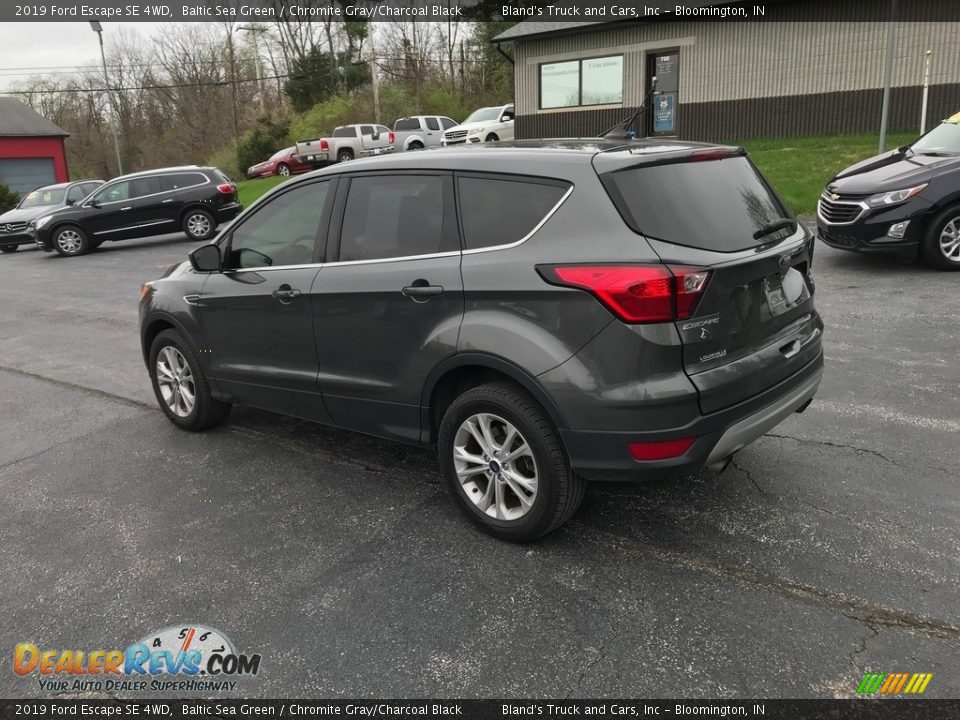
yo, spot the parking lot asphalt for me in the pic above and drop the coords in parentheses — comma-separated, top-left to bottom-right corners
(0, 226, 958, 699)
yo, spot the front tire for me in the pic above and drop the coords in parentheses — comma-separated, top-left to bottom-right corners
(922, 205, 960, 270)
(53, 225, 89, 257)
(183, 209, 215, 241)
(149, 329, 231, 431)
(438, 381, 586, 542)
(0, 245, 18, 254)
(485, 133, 500, 142)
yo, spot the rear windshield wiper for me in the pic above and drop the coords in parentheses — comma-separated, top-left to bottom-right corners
(753, 217, 797, 241)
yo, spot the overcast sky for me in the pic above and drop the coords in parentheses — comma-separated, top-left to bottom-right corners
(0, 22, 179, 91)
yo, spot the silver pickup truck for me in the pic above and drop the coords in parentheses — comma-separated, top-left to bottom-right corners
(295, 124, 395, 167)
(392, 115, 458, 151)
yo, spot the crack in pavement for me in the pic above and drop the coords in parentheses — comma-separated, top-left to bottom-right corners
(765, 432, 901, 467)
(728, 457, 765, 495)
(565, 524, 960, 644)
(573, 600, 636, 695)
(0, 364, 153, 411)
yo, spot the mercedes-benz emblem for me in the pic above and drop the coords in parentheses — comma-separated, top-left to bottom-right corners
(2, 224, 10, 233)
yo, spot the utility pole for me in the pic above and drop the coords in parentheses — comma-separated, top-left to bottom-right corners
(369, 24, 380, 125)
(878, 0, 897, 154)
(920, 49, 933, 134)
(238, 25, 267, 112)
(226, 26, 240, 147)
(89, 21, 123, 175)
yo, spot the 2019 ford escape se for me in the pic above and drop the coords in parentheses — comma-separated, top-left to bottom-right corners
(139, 140, 824, 542)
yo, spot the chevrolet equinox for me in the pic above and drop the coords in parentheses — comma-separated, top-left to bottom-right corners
(139, 140, 824, 542)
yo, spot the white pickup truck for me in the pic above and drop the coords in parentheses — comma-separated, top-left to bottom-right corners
(392, 115, 458, 151)
(295, 124, 395, 167)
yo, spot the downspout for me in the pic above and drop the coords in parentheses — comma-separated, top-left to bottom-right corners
(495, 43, 514, 65)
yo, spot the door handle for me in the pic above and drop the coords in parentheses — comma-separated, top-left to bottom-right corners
(272, 285, 302, 303)
(402, 281, 443, 301)
(162, 198, 174, 204)
(120, 206, 132, 211)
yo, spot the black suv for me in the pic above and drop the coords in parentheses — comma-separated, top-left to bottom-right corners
(0, 179, 103, 253)
(139, 141, 823, 541)
(34, 166, 242, 257)
(818, 112, 960, 269)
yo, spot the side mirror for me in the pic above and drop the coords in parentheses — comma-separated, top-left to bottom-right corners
(65, 199, 75, 206)
(190, 244, 221, 272)
(86, 199, 100, 208)
(502, 116, 513, 123)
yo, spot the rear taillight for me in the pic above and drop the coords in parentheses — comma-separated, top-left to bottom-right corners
(388, 131, 395, 145)
(538, 264, 711, 323)
(216, 183, 235, 195)
(320, 139, 329, 151)
(628, 437, 696, 461)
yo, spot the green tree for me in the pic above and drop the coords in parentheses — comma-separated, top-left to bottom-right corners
(0, 184, 20, 214)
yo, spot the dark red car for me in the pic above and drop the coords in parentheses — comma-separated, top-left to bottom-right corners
(245, 147, 311, 179)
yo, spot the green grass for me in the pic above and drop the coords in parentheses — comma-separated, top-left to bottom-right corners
(235, 175, 290, 209)
(233, 132, 920, 218)
(735, 132, 917, 215)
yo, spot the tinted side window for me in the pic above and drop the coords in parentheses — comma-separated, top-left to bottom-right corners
(440, 117, 457, 130)
(425, 117, 440, 131)
(360, 125, 375, 136)
(95, 181, 130, 203)
(161, 173, 205, 191)
(333, 127, 354, 138)
(457, 176, 569, 250)
(227, 181, 329, 269)
(395, 118, 420, 131)
(66, 186, 86, 204)
(81, 182, 102, 196)
(339, 175, 447, 262)
(130, 176, 162, 198)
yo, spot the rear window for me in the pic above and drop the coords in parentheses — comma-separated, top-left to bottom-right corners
(457, 175, 570, 250)
(333, 127, 355, 138)
(604, 156, 788, 252)
(394, 118, 420, 131)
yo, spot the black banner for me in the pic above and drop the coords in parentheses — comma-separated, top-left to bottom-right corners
(4, 0, 958, 23)
(1, 700, 958, 720)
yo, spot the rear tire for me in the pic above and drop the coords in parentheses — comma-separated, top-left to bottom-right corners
(53, 225, 89, 257)
(337, 149, 354, 163)
(408, 141, 424, 150)
(277, 163, 291, 177)
(438, 381, 586, 542)
(148, 329, 231, 431)
(183, 209, 216, 241)
(922, 205, 960, 270)
(0, 245, 18, 254)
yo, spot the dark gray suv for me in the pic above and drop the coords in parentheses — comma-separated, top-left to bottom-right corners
(139, 140, 823, 542)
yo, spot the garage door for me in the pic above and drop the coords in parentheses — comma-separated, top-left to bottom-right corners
(0, 157, 56, 195)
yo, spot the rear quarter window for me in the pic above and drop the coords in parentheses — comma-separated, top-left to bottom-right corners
(603, 156, 789, 253)
(332, 127, 355, 138)
(457, 175, 570, 250)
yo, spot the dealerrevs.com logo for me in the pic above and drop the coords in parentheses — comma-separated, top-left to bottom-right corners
(14, 624, 261, 693)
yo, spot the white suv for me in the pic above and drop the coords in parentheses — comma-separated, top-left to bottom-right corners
(441, 104, 515, 146)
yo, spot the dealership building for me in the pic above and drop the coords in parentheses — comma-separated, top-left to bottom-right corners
(494, 0, 960, 142)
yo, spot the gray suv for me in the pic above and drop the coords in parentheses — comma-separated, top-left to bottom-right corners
(139, 140, 823, 542)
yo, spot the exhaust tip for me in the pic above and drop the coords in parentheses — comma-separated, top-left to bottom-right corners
(707, 455, 734, 474)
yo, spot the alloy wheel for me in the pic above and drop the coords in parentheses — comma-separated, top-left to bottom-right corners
(278, 165, 290, 176)
(56, 229, 82, 254)
(155, 346, 196, 417)
(186, 213, 211, 239)
(939, 219, 960, 262)
(453, 412, 539, 521)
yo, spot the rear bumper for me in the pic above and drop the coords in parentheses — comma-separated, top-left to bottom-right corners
(560, 352, 823, 480)
(215, 203, 242, 223)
